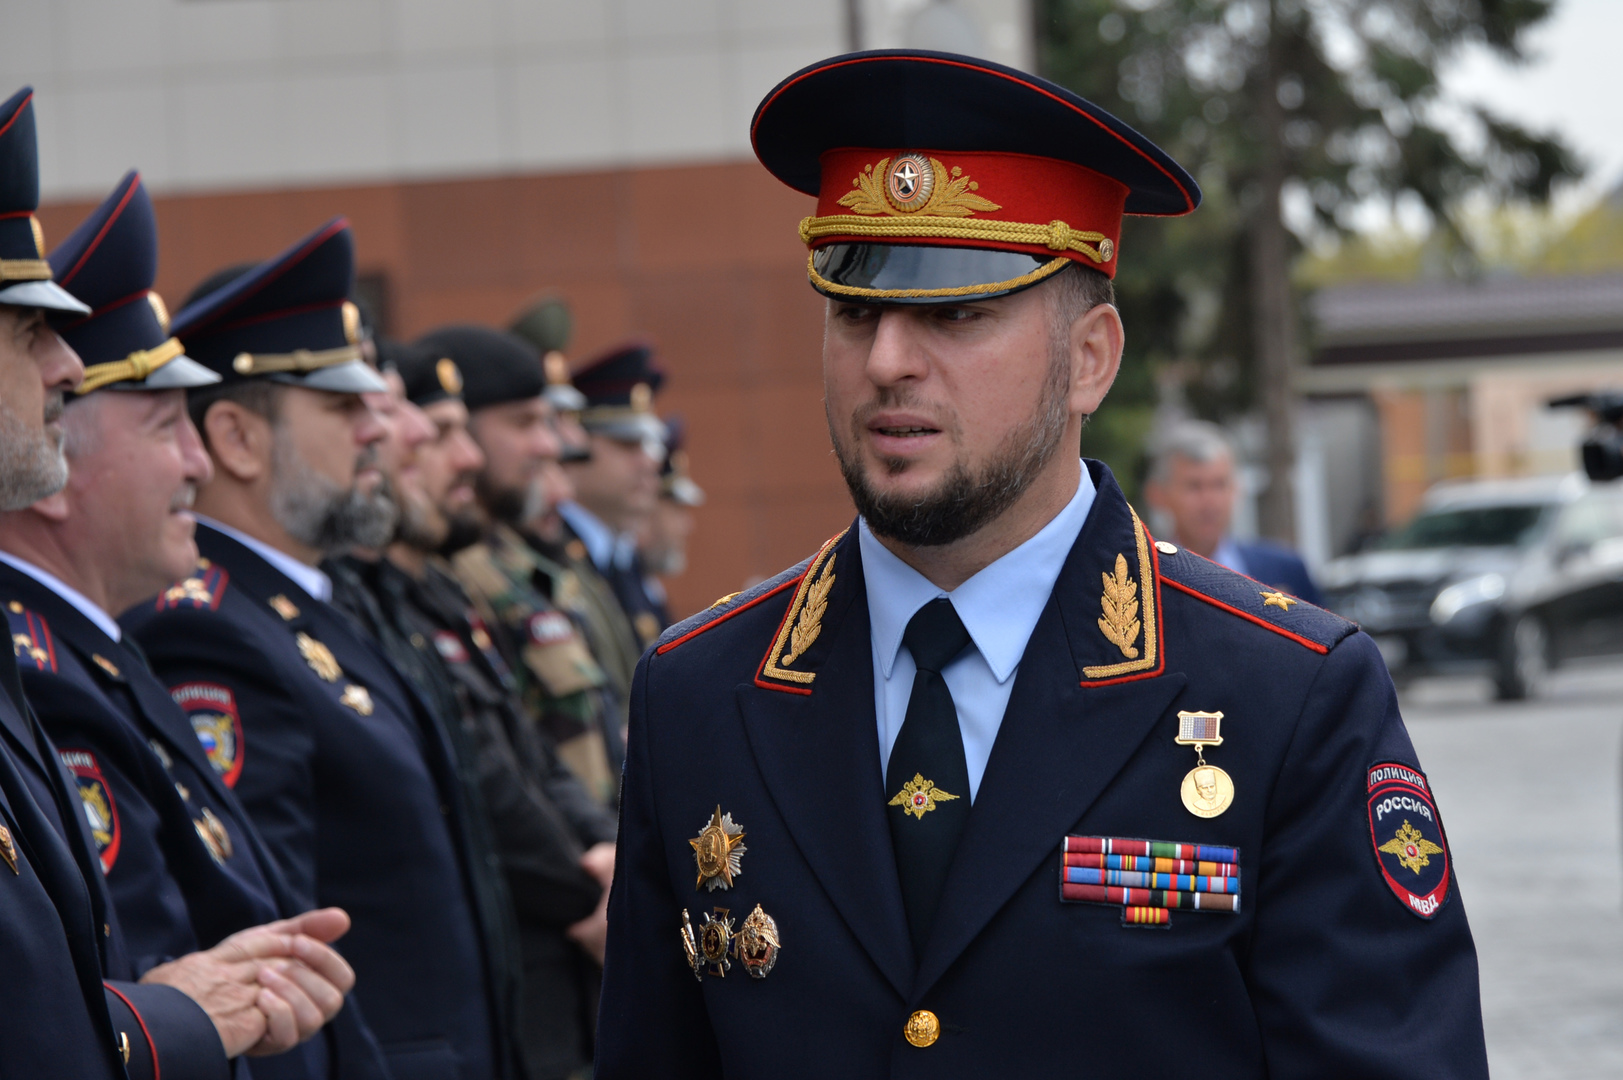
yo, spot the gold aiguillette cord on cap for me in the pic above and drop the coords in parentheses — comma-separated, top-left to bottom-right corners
(799, 214, 1115, 264)
(231, 343, 362, 377)
(0, 258, 52, 282)
(78, 338, 185, 393)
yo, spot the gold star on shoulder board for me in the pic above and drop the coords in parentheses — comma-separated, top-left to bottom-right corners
(689, 806, 747, 891)
(1260, 590, 1298, 611)
(296, 633, 341, 681)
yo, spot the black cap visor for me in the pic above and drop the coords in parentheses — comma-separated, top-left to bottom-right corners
(809, 243, 1070, 304)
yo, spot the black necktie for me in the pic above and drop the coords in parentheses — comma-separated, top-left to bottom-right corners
(885, 597, 973, 953)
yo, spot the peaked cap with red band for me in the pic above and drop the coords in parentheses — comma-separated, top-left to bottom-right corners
(750, 50, 1200, 302)
(48, 170, 220, 394)
(0, 86, 90, 315)
(171, 218, 384, 394)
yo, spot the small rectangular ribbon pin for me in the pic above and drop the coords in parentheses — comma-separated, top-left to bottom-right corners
(1061, 835, 1241, 927)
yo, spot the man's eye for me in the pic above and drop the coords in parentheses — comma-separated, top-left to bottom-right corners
(933, 307, 980, 323)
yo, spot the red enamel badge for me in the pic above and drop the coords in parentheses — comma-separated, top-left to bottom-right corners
(171, 682, 245, 788)
(432, 631, 469, 664)
(1367, 762, 1451, 919)
(58, 749, 120, 873)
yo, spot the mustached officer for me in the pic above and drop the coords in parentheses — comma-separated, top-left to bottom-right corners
(0, 167, 384, 1080)
(0, 85, 350, 1080)
(597, 52, 1488, 1078)
(122, 220, 519, 1079)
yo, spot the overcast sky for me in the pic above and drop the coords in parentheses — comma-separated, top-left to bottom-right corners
(1441, 0, 1621, 201)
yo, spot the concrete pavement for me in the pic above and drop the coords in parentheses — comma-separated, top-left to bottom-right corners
(1402, 662, 1623, 1079)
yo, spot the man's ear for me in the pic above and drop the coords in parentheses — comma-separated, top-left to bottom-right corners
(203, 401, 271, 484)
(1068, 302, 1125, 417)
(28, 490, 69, 523)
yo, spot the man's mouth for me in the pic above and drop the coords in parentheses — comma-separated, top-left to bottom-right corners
(874, 425, 938, 438)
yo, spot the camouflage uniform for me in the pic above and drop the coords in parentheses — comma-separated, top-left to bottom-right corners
(454, 524, 622, 806)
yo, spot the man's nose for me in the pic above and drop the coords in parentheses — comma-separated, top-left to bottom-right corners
(863, 310, 930, 387)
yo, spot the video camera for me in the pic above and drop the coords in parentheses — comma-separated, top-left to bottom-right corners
(1549, 392, 1623, 482)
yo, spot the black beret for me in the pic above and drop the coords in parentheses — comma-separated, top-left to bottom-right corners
(415, 325, 544, 411)
(382, 338, 464, 408)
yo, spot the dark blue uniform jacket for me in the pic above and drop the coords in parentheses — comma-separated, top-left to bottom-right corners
(598, 462, 1488, 1079)
(123, 524, 503, 1080)
(0, 562, 391, 1080)
(0, 608, 227, 1080)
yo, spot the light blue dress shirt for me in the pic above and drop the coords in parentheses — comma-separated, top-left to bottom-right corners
(861, 463, 1096, 802)
(559, 501, 639, 573)
(1212, 536, 1249, 578)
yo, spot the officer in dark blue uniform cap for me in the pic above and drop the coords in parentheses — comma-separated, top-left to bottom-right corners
(598, 51, 1488, 1079)
(0, 168, 388, 1080)
(122, 219, 518, 1080)
(0, 86, 366, 1078)
(0, 87, 347, 1080)
(560, 341, 671, 648)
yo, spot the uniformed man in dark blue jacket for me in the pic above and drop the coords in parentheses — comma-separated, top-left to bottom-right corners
(0, 167, 387, 1080)
(0, 85, 353, 1080)
(122, 219, 516, 1080)
(597, 52, 1488, 1079)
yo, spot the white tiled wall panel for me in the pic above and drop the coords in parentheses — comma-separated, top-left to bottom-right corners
(20, 0, 1031, 200)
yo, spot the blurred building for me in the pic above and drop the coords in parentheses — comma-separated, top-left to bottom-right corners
(18, 0, 1028, 617)
(1299, 270, 1623, 556)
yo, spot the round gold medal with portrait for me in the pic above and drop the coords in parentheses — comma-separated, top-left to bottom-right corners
(1180, 763, 1234, 819)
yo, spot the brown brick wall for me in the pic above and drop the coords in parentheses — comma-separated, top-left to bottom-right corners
(40, 161, 855, 619)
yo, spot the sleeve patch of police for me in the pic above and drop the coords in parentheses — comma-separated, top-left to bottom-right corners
(58, 749, 121, 874)
(170, 682, 245, 788)
(1367, 761, 1451, 920)
(527, 610, 574, 646)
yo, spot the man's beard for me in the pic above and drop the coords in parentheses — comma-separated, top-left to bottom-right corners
(476, 471, 526, 527)
(269, 431, 396, 553)
(0, 391, 68, 512)
(830, 341, 1072, 548)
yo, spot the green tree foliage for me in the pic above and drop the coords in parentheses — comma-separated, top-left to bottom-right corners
(1039, 0, 1580, 532)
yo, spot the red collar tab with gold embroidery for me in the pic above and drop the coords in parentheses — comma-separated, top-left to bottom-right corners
(751, 50, 1200, 300)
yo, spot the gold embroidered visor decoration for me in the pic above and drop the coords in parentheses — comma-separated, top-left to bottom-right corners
(231, 344, 363, 377)
(806, 252, 1073, 302)
(78, 337, 186, 393)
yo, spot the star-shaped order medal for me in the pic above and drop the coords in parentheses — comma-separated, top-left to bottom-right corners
(1379, 820, 1444, 875)
(690, 806, 746, 891)
(888, 773, 959, 820)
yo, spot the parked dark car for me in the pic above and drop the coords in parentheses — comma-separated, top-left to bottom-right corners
(1495, 482, 1623, 697)
(1318, 475, 1586, 695)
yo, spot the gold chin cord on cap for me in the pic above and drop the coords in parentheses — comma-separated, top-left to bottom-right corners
(77, 337, 185, 394)
(231, 343, 362, 377)
(800, 214, 1114, 265)
(0, 258, 52, 282)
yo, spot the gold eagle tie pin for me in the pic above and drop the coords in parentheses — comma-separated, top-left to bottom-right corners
(1175, 711, 1234, 818)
